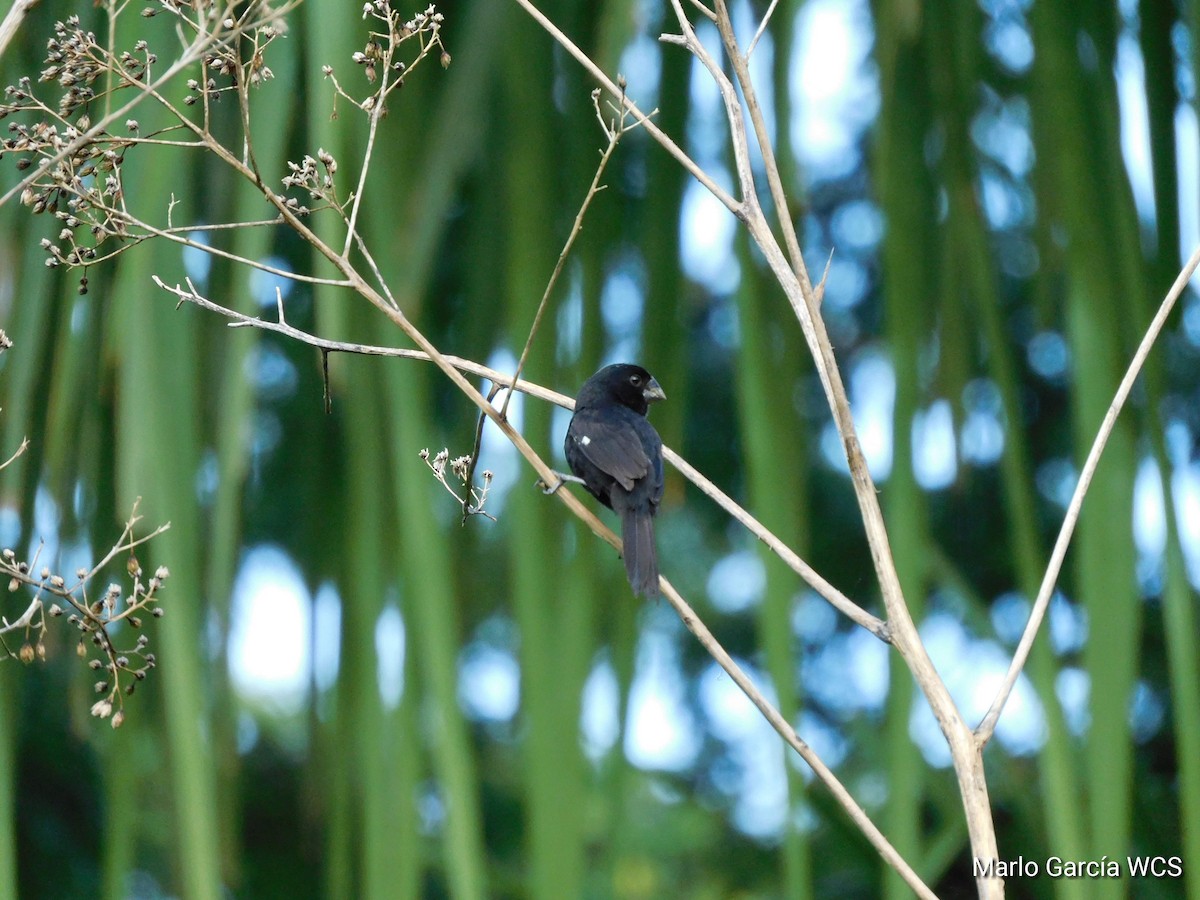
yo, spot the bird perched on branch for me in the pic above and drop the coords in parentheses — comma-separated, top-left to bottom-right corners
(565, 363, 666, 597)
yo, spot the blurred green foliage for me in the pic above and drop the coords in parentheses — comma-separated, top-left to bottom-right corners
(1, 0, 1198, 898)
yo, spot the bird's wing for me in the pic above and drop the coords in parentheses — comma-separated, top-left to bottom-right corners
(567, 408, 653, 492)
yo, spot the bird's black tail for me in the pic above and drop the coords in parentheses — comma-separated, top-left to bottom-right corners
(621, 508, 659, 597)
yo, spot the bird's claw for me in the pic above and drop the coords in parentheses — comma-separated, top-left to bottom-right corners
(538, 471, 586, 495)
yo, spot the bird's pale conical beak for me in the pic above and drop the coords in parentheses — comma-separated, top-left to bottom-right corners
(643, 377, 666, 403)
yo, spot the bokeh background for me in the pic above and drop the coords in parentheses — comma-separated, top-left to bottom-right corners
(1, 0, 1199, 897)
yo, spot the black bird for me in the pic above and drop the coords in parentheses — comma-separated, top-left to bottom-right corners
(565, 363, 666, 597)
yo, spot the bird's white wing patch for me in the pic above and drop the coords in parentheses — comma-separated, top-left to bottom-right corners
(580, 435, 591, 446)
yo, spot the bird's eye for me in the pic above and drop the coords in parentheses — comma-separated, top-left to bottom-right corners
(629, 374, 642, 386)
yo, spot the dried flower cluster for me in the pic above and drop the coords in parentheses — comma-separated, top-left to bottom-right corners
(420, 448, 495, 522)
(3, 0, 448, 296)
(360, 1, 447, 80)
(1, 20, 162, 288)
(184, 16, 283, 106)
(0, 6, 286, 289)
(0, 511, 170, 727)
(322, 1, 448, 116)
(289, 2, 449, 217)
(279, 149, 336, 213)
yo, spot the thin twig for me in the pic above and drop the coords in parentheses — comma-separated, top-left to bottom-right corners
(746, 0, 780, 59)
(814, 248, 834, 307)
(499, 87, 632, 420)
(667, 450, 888, 639)
(233, 21, 266, 182)
(510, 0, 739, 214)
(459, 383, 501, 524)
(657, 575, 935, 900)
(0, 599, 41, 636)
(343, 106, 384, 258)
(976, 241, 1200, 744)
(341, 3, 446, 257)
(78, 199, 351, 285)
(350, 229, 401, 310)
(79, 511, 172, 593)
(0, 437, 30, 471)
(711, 0, 810, 291)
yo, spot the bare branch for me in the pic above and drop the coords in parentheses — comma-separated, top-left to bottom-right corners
(0, 0, 40, 60)
(666, 450, 888, 639)
(0, 437, 30, 472)
(0, 599, 41, 636)
(54, 192, 350, 285)
(510, 0, 739, 214)
(746, 0, 780, 59)
(976, 241, 1200, 743)
(659, 575, 935, 900)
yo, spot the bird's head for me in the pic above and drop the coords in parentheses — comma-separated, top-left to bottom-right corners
(578, 363, 665, 415)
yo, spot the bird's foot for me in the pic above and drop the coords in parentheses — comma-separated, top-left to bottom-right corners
(538, 471, 587, 495)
